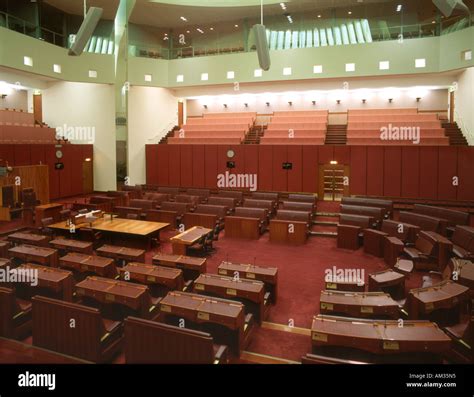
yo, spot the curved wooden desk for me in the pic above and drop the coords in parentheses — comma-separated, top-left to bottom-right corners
(311, 314, 451, 356)
(319, 290, 400, 319)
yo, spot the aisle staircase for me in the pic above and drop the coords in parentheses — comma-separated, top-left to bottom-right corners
(325, 125, 347, 145)
(442, 122, 468, 146)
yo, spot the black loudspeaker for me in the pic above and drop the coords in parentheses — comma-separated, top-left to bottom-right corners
(282, 162, 293, 170)
(68, 7, 104, 56)
(227, 161, 235, 169)
(253, 24, 271, 71)
(432, 0, 468, 16)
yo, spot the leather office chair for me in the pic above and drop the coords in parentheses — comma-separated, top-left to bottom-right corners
(40, 217, 55, 237)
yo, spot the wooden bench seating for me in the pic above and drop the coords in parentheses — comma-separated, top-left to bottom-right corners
(218, 190, 244, 205)
(195, 204, 229, 220)
(113, 206, 143, 219)
(451, 226, 474, 260)
(337, 214, 373, 250)
(243, 199, 275, 214)
(156, 187, 180, 198)
(225, 208, 269, 239)
(186, 188, 210, 202)
(32, 296, 123, 363)
(404, 231, 453, 271)
(399, 211, 445, 235)
(381, 219, 420, 244)
(269, 219, 308, 245)
(142, 192, 169, 205)
(281, 201, 315, 215)
(106, 191, 130, 207)
(183, 212, 219, 231)
(251, 192, 279, 203)
(0, 287, 32, 339)
(288, 193, 318, 205)
(275, 210, 311, 224)
(208, 196, 237, 210)
(121, 185, 143, 199)
(175, 194, 200, 209)
(342, 197, 392, 217)
(413, 204, 469, 235)
(340, 205, 384, 227)
(124, 316, 228, 364)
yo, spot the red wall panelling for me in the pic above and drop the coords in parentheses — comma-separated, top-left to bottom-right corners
(302, 146, 319, 193)
(13, 145, 31, 166)
(30, 145, 46, 165)
(318, 146, 334, 165)
(179, 145, 193, 187)
(287, 145, 303, 192)
(383, 147, 402, 197)
(401, 147, 420, 198)
(437, 146, 458, 201)
(204, 145, 217, 189)
(167, 145, 181, 187)
(192, 145, 205, 188)
(333, 146, 351, 165)
(145, 145, 159, 185)
(457, 146, 474, 201)
(418, 147, 439, 199)
(349, 146, 367, 196)
(258, 145, 273, 191)
(272, 145, 288, 192)
(366, 147, 384, 196)
(157, 145, 170, 187)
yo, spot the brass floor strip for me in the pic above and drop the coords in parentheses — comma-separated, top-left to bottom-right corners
(262, 321, 311, 336)
(241, 351, 300, 365)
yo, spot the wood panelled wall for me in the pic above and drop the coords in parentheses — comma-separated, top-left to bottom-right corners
(0, 144, 93, 200)
(0, 165, 50, 204)
(146, 145, 474, 201)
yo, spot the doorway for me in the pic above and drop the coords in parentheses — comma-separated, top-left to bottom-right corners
(178, 101, 184, 127)
(82, 160, 94, 194)
(318, 164, 350, 201)
(33, 94, 42, 124)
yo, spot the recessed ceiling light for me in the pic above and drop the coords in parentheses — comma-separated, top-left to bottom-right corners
(227, 71, 235, 79)
(313, 65, 323, 74)
(196, 28, 204, 34)
(348, 11, 352, 15)
(176, 74, 184, 83)
(280, 2, 286, 10)
(201, 73, 209, 81)
(23, 56, 33, 67)
(379, 61, 390, 70)
(283, 67, 292, 76)
(432, 20, 436, 24)
(180, 16, 187, 21)
(254, 69, 262, 77)
(345, 63, 355, 72)
(210, 27, 214, 31)
(186, 30, 190, 33)
(144, 74, 152, 82)
(53, 64, 61, 73)
(89, 70, 97, 78)
(396, 4, 402, 12)
(235, 24, 239, 28)
(415, 58, 426, 68)
(317, 15, 321, 18)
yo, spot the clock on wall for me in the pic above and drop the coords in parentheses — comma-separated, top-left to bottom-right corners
(227, 149, 235, 159)
(55, 150, 63, 159)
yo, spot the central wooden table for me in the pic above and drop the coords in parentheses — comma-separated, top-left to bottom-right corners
(8, 244, 59, 267)
(49, 218, 169, 249)
(170, 226, 212, 255)
(319, 290, 400, 319)
(16, 263, 74, 301)
(59, 252, 117, 278)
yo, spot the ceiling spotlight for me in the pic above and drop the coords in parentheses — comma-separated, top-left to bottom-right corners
(244, 103, 248, 107)
(223, 104, 228, 108)
(266, 102, 270, 106)
(280, 2, 287, 10)
(197, 28, 204, 33)
(416, 97, 421, 102)
(362, 99, 366, 104)
(336, 99, 341, 104)
(396, 4, 402, 12)
(210, 27, 214, 31)
(330, 160, 338, 165)
(235, 24, 239, 28)
(312, 100, 316, 105)
(317, 15, 321, 18)
(180, 16, 187, 21)
(388, 98, 393, 103)
(348, 11, 352, 15)
(203, 104, 208, 109)
(186, 30, 190, 33)
(288, 101, 292, 106)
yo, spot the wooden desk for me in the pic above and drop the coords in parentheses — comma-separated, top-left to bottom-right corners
(444, 259, 474, 293)
(311, 315, 451, 357)
(0, 258, 11, 268)
(35, 203, 63, 227)
(269, 220, 307, 245)
(96, 244, 145, 266)
(0, 241, 11, 258)
(16, 263, 74, 301)
(224, 216, 260, 240)
(76, 276, 157, 319)
(152, 253, 206, 281)
(49, 239, 94, 255)
(170, 226, 212, 255)
(159, 291, 246, 354)
(193, 273, 266, 323)
(423, 231, 453, 270)
(59, 253, 117, 278)
(120, 262, 184, 293)
(217, 261, 278, 304)
(8, 244, 58, 267)
(8, 233, 51, 247)
(368, 268, 406, 299)
(319, 290, 400, 319)
(325, 279, 365, 292)
(407, 280, 470, 320)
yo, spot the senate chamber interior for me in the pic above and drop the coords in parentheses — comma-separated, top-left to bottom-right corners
(0, 0, 473, 372)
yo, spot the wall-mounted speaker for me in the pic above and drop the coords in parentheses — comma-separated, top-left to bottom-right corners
(227, 161, 235, 169)
(68, 7, 104, 56)
(253, 24, 271, 71)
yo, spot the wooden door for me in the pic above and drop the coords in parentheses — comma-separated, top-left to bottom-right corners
(82, 160, 93, 194)
(318, 164, 350, 201)
(33, 94, 43, 124)
(178, 101, 184, 127)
